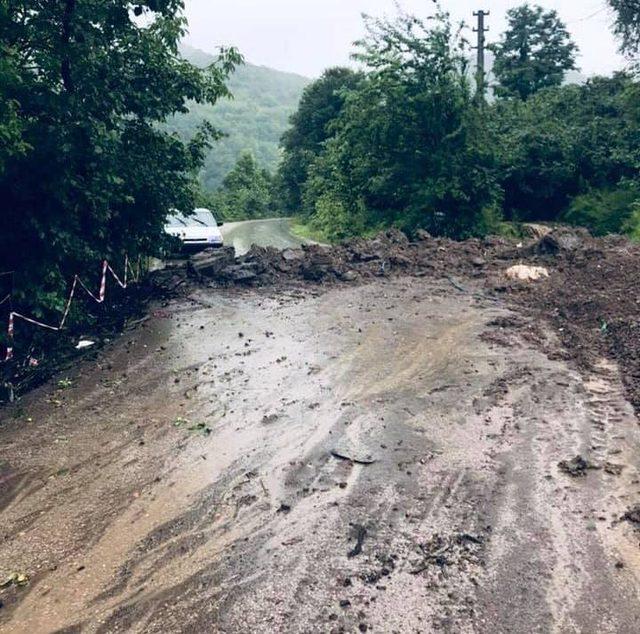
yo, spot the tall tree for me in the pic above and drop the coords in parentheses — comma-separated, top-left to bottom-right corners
(214, 153, 275, 220)
(302, 10, 502, 239)
(609, 0, 640, 57)
(277, 67, 361, 215)
(0, 1, 240, 321)
(0, 4, 25, 172)
(491, 4, 578, 100)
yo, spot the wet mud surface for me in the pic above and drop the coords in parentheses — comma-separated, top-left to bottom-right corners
(220, 218, 313, 256)
(2, 271, 640, 633)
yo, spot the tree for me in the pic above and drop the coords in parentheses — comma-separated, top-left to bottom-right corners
(301, 10, 502, 239)
(609, 0, 640, 57)
(0, 1, 240, 323)
(277, 67, 362, 215)
(213, 153, 275, 220)
(491, 75, 640, 222)
(0, 5, 26, 172)
(491, 5, 578, 100)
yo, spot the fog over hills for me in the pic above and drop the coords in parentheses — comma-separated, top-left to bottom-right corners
(167, 44, 310, 191)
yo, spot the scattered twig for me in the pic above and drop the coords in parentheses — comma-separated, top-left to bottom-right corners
(348, 525, 367, 558)
(330, 449, 376, 465)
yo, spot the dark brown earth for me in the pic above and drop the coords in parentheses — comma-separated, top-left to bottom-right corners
(1, 225, 640, 633)
(509, 231, 640, 415)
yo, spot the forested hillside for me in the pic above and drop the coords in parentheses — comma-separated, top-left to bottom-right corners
(168, 44, 309, 191)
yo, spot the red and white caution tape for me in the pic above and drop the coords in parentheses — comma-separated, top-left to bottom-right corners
(2, 255, 140, 362)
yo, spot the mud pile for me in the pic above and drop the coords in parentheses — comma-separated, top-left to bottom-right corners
(511, 231, 640, 413)
(189, 228, 502, 287)
(189, 225, 640, 416)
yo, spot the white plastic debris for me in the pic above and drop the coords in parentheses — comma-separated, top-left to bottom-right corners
(76, 340, 96, 350)
(505, 265, 550, 282)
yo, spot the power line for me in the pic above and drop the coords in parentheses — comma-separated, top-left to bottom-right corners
(569, 5, 608, 24)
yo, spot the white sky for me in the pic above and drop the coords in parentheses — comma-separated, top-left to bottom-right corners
(182, 1, 627, 78)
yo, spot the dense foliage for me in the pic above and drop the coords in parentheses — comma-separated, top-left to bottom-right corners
(0, 1, 239, 324)
(490, 5, 578, 100)
(209, 153, 276, 220)
(492, 75, 640, 222)
(278, 3, 640, 241)
(277, 67, 362, 215)
(279, 10, 502, 241)
(609, 0, 640, 57)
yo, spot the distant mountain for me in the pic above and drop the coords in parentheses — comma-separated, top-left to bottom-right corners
(168, 44, 310, 191)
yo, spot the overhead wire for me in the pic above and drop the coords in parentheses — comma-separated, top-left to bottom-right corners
(569, 5, 609, 24)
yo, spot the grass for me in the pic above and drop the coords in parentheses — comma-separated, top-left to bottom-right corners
(289, 218, 333, 244)
(289, 217, 385, 245)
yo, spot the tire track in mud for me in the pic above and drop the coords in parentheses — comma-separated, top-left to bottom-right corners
(2, 279, 640, 632)
(475, 339, 640, 634)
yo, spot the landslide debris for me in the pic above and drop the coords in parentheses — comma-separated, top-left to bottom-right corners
(510, 229, 640, 414)
(188, 228, 502, 287)
(187, 225, 608, 291)
(187, 225, 640, 419)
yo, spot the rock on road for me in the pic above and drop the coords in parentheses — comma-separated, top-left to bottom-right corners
(1, 275, 640, 633)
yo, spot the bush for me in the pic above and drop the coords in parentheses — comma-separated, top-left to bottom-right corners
(623, 202, 640, 241)
(310, 193, 365, 242)
(563, 186, 640, 236)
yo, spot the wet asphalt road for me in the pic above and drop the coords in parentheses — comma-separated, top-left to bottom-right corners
(220, 217, 314, 256)
(1, 276, 640, 632)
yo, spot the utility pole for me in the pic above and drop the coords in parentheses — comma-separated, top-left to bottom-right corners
(473, 10, 490, 102)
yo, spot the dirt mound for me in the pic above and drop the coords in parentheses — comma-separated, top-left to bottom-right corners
(511, 234, 640, 414)
(138, 227, 640, 420)
(189, 229, 500, 288)
(188, 229, 640, 420)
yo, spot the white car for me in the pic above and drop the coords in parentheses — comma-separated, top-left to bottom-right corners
(164, 208, 224, 251)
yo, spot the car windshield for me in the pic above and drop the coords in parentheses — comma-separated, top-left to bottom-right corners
(166, 215, 187, 228)
(193, 210, 217, 227)
(166, 211, 217, 228)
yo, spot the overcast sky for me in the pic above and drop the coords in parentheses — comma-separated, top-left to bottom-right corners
(182, 1, 626, 78)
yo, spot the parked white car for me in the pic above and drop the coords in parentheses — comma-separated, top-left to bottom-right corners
(164, 208, 224, 251)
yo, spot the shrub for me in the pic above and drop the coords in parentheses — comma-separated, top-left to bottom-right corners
(563, 185, 640, 236)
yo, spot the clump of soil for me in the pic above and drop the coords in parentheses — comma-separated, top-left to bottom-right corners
(510, 230, 640, 414)
(558, 455, 599, 477)
(622, 505, 640, 528)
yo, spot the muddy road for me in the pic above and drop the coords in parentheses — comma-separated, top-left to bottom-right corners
(220, 218, 314, 256)
(1, 275, 640, 633)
